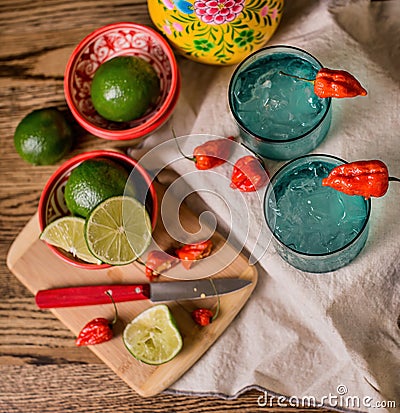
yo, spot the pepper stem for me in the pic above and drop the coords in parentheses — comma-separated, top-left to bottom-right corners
(208, 278, 220, 322)
(172, 128, 196, 163)
(279, 71, 315, 84)
(136, 257, 146, 267)
(105, 290, 118, 326)
(389, 176, 400, 183)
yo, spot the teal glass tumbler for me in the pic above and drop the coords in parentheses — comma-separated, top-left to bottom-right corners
(264, 154, 371, 273)
(228, 46, 332, 161)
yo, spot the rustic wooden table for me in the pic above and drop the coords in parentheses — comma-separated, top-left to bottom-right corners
(0, 1, 335, 412)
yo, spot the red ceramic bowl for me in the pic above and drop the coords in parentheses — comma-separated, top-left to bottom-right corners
(38, 150, 158, 269)
(64, 22, 180, 140)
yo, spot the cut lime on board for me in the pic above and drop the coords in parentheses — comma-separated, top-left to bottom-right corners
(123, 305, 183, 365)
(85, 196, 152, 265)
(40, 216, 101, 264)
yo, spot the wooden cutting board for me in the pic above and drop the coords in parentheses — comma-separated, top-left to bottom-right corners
(6, 183, 257, 397)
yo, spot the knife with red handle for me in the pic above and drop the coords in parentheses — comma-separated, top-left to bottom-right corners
(36, 284, 150, 308)
(35, 278, 251, 308)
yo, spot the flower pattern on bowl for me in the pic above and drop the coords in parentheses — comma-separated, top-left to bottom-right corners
(148, 0, 284, 65)
(194, 0, 244, 25)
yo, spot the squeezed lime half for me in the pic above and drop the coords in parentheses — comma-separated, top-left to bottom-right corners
(123, 304, 183, 365)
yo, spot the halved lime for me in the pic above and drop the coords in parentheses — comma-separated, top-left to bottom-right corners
(40, 216, 101, 264)
(123, 304, 183, 365)
(85, 196, 152, 265)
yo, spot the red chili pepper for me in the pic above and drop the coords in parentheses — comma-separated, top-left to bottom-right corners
(322, 160, 389, 199)
(176, 240, 213, 270)
(75, 291, 117, 346)
(280, 68, 367, 98)
(145, 250, 179, 281)
(192, 308, 214, 326)
(193, 136, 234, 170)
(230, 155, 268, 192)
(192, 279, 220, 327)
(75, 317, 114, 346)
(174, 130, 234, 170)
(314, 68, 367, 98)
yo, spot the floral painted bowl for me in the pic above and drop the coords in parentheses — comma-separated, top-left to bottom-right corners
(64, 22, 180, 140)
(147, 0, 284, 65)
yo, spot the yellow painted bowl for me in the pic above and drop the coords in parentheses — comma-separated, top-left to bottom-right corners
(147, 0, 284, 65)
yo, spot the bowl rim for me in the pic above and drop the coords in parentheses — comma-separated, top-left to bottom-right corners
(263, 153, 371, 258)
(38, 149, 159, 269)
(64, 22, 180, 141)
(228, 45, 332, 145)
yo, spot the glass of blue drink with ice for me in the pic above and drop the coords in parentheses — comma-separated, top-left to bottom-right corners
(228, 46, 332, 160)
(264, 154, 371, 273)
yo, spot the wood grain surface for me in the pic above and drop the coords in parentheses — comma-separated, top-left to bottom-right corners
(0, 1, 335, 411)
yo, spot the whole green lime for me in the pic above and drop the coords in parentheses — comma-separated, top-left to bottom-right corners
(64, 158, 133, 218)
(90, 56, 160, 122)
(14, 108, 73, 165)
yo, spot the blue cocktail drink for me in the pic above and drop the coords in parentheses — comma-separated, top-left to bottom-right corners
(228, 46, 332, 160)
(264, 154, 370, 273)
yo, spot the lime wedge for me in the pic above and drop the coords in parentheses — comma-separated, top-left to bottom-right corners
(85, 196, 152, 265)
(40, 216, 101, 264)
(123, 304, 183, 365)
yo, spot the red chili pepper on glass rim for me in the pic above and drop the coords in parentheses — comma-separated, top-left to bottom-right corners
(322, 160, 400, 199)
(279, 67, 367, 98)
(173, 129, 234, 170)
(176, 239, 213, 270)
(144, 250, 179, 281)
(75, 290, 117, 346)
(230, 155, 269, 192)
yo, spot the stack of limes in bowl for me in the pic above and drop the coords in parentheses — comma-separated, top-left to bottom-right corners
(40, 158, 152, 266)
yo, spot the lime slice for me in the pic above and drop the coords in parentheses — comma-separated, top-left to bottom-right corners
(85, 196, 152, 265)
(123, 304, 183, 365)
(40, 216, 101, 264)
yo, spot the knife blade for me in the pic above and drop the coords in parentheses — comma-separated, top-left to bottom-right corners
(35, 278, 252, 309)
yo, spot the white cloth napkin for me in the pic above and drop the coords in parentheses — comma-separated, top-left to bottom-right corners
(130, 1, 400, 411)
